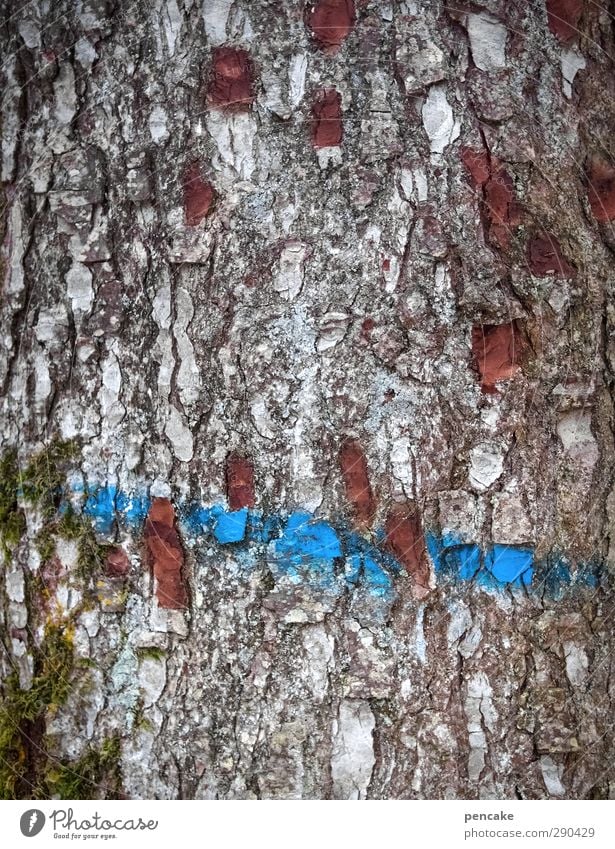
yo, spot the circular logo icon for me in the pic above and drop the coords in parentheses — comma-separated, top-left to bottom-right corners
(20, 810, 45, 837)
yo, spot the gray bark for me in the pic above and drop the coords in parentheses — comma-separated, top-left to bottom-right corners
(1, 0, 615, 800)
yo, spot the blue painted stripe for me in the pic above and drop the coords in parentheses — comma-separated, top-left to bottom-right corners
(83, 485, 118, 534)
(59, 484, 602, 599)
(486, 545, 533, 587)
(212, 507, 249, 543)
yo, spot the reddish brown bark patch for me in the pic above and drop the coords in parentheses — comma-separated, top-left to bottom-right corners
(339, 438, 376, 527)
(306, 0, 356, 49)
(471, 322, 523, 393)
(461, 147, 520, 251)
(385, 503, 430, 597)
(105, 546, 130, 578)
(361, 317, 375, 338)
(183, 164, 215, 226)
(311, 88, 343, 148)
(528, 233, 575, 277)
(207, 46, 254, 110)
(461, 146, 490, 189)
(226, 453, 256, 510)
(144, 497, 188, 609)
(587, 157, 615, 222)
(546, 0, 583, 42)
(483, 165, 519, 251)
(41, 555, 67, 595)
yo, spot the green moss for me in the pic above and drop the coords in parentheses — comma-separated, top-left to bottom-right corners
(0, 448, 26, 558)
(130, 699, 153, 733)
(34, 525, 56, 563)
(0, 441, 126, 800)
(0, 623, 121, 799)
(55, 505, 84, 540)
(36, 623, 75, 709)
(76, 527, 113, 583)
(0, 622, 75, 799)
(0, 676, 33, 799)
(0, 440, 78, 558)
(76, 657, 99, 670)
(56, 505, 112, 581)
(34, 505, 112, 588)
(44, 736, 122, 800)
(0, 441, 112, 583)
(20, 440, 78, 518)
(136, 647, 166, 661)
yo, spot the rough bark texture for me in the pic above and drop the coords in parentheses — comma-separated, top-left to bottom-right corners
(1, 0, 615, 801)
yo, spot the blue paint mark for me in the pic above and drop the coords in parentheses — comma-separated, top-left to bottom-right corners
(280, 512, 342, 561)
(271, 512, 342, 589)
(539, 556, 571, 599)
(380, 548, 402, 575)
(373, 527, 387, 547)
(572, 562, 598, 589)
(447, 545, 482, 581)
(428, 532, 481, 582)
(346, 553, 362, 586)
(425, 531, 444, 573)
(56, 483, 604, 600)
(441, 531, 469, 549)
(485, 545, 533, 588)
(430, 532, 532, 588)
(245, 511, 283, 545)
(343, 531, 395, 599)
(116, 491, 151, 529)
(180, 502, 212, 536)
(212, 507, 248, 544)
(83, 485, 117, 534)
(458, 546, 482, 581)
(474, 567, 507, 592)
(245, 511, 264, 544)
(575, 560, 601, 589)
(261, 514, 285, 544)
(537, 556, 600, 598)
(362, 554, 394, 598)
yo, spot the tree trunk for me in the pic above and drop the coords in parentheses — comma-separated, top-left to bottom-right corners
(1, 0, 615, 800)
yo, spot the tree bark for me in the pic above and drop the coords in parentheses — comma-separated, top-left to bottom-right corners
(1, 0, 615, 800)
